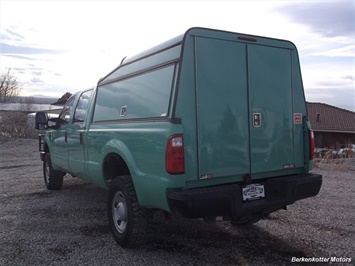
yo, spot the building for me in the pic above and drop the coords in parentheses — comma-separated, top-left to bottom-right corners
(307, 102, 355, 148)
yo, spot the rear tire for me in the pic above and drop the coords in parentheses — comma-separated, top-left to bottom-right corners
(107, 175, 151, 248)
(43, 153, 64, 190)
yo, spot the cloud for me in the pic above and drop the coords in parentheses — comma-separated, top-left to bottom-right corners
(31, 71, 42, 76)
(305, 87, 355, 111)
(342, 75, 355, 81)
(276, 2, 354, 38)
(13, 66, 43, 73)
(2, 54, 38, 60)
(313, 45, 355, 57)
(12, 67, 28, 74)
(31, 77, 43, 84)
(1, 43, 64, 55)
(0, 33, 12, 41)
(4, 29, 25, 41)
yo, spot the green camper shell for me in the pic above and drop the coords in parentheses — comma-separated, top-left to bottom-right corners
(93, 27, 321, 217)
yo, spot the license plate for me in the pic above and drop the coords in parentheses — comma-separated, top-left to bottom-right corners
(242, 184, 265, 201)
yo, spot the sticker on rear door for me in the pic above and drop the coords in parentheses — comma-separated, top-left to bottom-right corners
(293, 113, 302, 124)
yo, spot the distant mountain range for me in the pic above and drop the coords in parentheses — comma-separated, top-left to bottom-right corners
(13, 96, 58, 104)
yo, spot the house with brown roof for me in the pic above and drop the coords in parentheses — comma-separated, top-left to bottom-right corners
(307, 102, 355, 149)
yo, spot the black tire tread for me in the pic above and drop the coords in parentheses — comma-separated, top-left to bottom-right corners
(44, 153, 64, 190)
(108, 175, 152, 248)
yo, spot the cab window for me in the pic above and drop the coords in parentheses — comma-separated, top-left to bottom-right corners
(58, 95, 77, 124)
(73, 90, 93, 123)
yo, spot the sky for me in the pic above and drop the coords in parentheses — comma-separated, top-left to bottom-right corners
(0, 0, 354, 111)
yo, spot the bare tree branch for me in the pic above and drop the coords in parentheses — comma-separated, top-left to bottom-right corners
(0, 68, 22, 103)
(0, 76, 36, 138)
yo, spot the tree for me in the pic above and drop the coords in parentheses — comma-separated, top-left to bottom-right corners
(57, 92, 72, 103)
(0, 110, 37, 139)
(0, 68, 21, 103)
(0, 97, 37, 139)
(0, 70, 36, 138)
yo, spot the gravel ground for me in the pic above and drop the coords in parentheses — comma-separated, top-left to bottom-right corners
(0, 137, 354, 266)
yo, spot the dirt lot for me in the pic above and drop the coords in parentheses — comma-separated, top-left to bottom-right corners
(0, 138, 354, 265)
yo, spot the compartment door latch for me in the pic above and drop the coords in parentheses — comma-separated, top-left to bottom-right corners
(253, 113, 261, 127)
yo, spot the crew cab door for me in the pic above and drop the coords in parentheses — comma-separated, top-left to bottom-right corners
(51, 95, 77, 171)
(67, 89, 93, 178)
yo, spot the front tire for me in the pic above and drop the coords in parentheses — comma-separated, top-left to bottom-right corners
(43, 153, 64, 190)
(107, 175, 151, 248)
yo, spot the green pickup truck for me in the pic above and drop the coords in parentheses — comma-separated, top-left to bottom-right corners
(35, 27, 322, 248)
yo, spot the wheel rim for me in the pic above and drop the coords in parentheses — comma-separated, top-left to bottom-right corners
(112, 191, 128, 233)
(44, 159, 50, 185)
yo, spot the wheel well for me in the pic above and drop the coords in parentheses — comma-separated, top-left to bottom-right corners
(103, 153, 130, 183)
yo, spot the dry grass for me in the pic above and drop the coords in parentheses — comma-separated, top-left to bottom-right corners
(313, 157, 355, 171)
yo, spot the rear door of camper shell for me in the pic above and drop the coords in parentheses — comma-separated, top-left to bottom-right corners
(177, 28, 308, 183)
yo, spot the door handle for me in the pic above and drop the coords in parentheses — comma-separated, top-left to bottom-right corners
(65, 132, 68, 143)
(80, 132, 84, 145)
(253, 113, 261, 128)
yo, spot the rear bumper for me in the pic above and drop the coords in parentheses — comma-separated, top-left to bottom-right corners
(167, 173, 322, 218)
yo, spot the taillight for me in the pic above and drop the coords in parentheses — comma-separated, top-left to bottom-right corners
(166, 134, 185, 174)
(309, 129, 315, 160)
